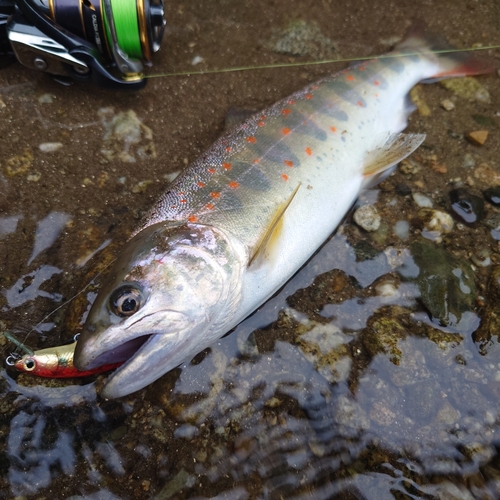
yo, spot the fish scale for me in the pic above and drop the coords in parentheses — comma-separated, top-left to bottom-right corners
(74, 26, 493, 398)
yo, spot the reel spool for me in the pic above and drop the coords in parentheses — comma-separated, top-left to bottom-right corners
(5, 0, 165, 89)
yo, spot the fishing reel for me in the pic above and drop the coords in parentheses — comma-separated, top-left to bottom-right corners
(0, 0, 165, 90)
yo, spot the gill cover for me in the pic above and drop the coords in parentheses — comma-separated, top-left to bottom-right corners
(74, 221, 242, 398)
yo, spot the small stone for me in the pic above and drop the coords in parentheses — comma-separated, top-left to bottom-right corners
(191, 55, 204, 65)
(466, 130, 488, 146)
(412, 192, 433, 208)
(440, 77, 491, 104)
(395, 183, 412, 196)
(353, 204, 381, 232)
(393, 220, 409, 239)
(463, 153, 476, 168)
(39, 142, 63, 153)
(410, 85, 431, 116)
(420, 209, 454, 239)
(471, 249, 491, 268)
(483, 186, 500, 206)
(400, 158, 420, 174)
(132, 180, 153, 193)
(440, 99, 455, 111)
(38, 93, 55, 104)
(27, 172, 42, 182)
(450, 187, 485, 225)
(4, 149, 33, 176)
(474, 163, 500, 184)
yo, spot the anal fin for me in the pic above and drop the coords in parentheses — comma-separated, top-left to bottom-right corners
(363, 133, 425, 188)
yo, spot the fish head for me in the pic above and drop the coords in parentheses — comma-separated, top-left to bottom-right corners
(74, 221, 242, 398)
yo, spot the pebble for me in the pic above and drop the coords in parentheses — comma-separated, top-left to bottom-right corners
(440, 77, 491, 104)
(191, 56, 204, 65)
(393, 220, 410, 239)
(420, 209, 454, 238)
(463, 153, 476, 168)
(466, 130, 489, 146)
(412, 192, 433, 208)
(440, 99, 455, 111)
(353, 204, 381, 232)
(471, 249, 491, 268)
(38, 93, 55, 104)
(450, 188, 485, 225)
(39, 142, 63, 153)
(483, 186, 500, 206)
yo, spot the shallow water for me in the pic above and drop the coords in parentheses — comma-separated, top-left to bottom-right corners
(1, 0, 500, 498)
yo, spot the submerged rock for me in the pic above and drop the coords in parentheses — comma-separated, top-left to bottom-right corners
(408, 239, 477, 329)
(483, 186, 500, 206)
(449, 188, 485, 225)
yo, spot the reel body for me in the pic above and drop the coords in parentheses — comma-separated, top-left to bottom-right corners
(1, 0, 165, 89)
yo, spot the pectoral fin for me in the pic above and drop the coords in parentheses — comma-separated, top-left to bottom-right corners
(362, 133, 425, 188)
(249, 183, 301, 267)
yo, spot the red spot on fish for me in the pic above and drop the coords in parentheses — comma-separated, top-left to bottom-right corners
(330, 126, 337, 133)
(357, 101, 364, 107)
(374, 80, 380, 86)
(282, 173, 289, 181)
(206, 203, 214, 210)
(305, 147, 312, 156)
(288, 99, 295, 105)
(229, 181, 239, 189)
(197, 181, 205, 188)
(312, 85, 319, 90)
(226, 146, 232, 152)
(188, 215, 198, 223)
(180, 199, 187, 203)
(374, 93, 379, 98)
(282, 109, 291, 115)
(246, 136, 257, 143)
(208, 168, 216, 174)
(347, 75, 355, 81)
(253, 159, 260, 164)
(284, 160, 294, 167)
(305, 93, 313, 99)
(211, 192, 220, 199)
(282, 128, 291, 136)
(258, 121, 265, 127)
(359, 65, 367, 71)
(223, 162, 232, 170)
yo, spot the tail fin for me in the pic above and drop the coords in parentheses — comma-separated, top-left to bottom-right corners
(395, 21, 495, 79)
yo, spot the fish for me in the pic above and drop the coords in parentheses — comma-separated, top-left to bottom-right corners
(14, 341, 122, 378)
(74, 25, 492, 398)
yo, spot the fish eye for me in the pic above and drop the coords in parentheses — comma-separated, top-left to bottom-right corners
(24, 358, 36, 371)
(110, 285, 144, 317)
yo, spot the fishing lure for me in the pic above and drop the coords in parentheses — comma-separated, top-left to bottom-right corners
(6, 333, 122, 378)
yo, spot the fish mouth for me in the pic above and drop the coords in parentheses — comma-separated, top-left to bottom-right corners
(81, 336, 151, 370)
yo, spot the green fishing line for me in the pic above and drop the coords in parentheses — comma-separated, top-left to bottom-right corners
(106, 0, 143, 59)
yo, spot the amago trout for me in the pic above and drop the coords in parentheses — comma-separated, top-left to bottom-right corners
(74, 26, 491, 398)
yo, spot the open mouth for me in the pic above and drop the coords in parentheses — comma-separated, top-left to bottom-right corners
(84, 335, 151, 370)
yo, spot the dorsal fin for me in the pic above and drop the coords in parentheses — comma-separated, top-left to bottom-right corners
(362, 133, 425, 188)
(249, 183, 301, 267)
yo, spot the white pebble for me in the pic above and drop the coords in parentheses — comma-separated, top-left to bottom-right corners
(39, 142, 63, 152)
(353, 204, 381, 232)
(412, 192, 433, 208)
(440, 99, 455, 111)
(191, 55, 204, 65)
(393, 220, 409, 239)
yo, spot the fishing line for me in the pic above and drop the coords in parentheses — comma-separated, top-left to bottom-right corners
(3, 259, 116, 355)
(144, 44, 500, 79)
